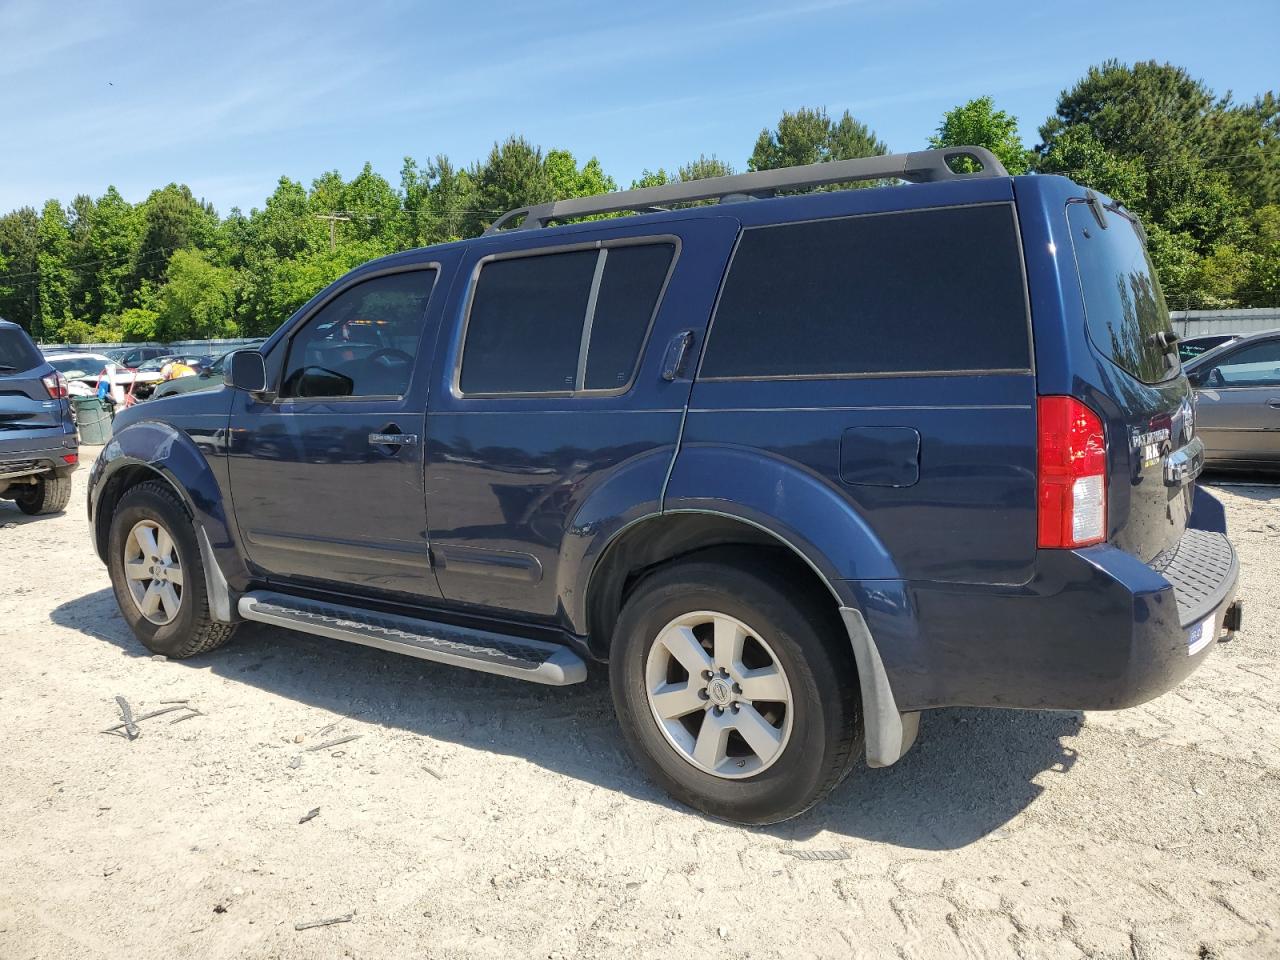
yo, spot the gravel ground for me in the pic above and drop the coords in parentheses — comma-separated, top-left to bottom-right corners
(1, 453, 1277, 959)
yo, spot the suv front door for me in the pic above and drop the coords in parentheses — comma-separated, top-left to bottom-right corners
(424, 218, 740, 623)
(228, 264, 447, 600)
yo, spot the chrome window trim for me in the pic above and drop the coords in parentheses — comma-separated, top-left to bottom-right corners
(452, 234, 681, 400)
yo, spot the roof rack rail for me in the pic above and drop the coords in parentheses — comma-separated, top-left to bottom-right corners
(484, 146, 1008, 234)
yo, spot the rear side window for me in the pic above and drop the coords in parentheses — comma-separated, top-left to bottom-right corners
(0, 327, 43, 373)
(700, 204, 1030, 379)
(1066, 202, 1178, 384)
(460, 242, 675, 395)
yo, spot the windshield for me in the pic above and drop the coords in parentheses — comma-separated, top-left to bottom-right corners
(1066, 201, 1180, 384)
(51, 355, 111, 376)
(0, 327, 44, 372)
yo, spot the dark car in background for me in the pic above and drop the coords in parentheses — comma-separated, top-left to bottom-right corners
(115, 345, 170, 368)
(1178, 333, 1238, 362)
(151, 352, 227, 399)
(0, 319, 78, 514)
(1186, 328, 1280, 472)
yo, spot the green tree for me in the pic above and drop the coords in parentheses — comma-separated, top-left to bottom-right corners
(678, 154, 734, 181)
(36, 200, 75, 341)
(0, 207, 40, 332)
(133, 183, 219, 288)
(929, 96, 1030, 174)
(154, 249, 238, 339)
(1036, 60, 1262, 308)
(749, 107, 888, 171)
(471, 136, 552, 233)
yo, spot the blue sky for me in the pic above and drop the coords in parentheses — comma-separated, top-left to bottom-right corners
(2, 0, 1277, 215)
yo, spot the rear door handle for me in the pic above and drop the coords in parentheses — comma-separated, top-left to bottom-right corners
(1268, 399, 1280, 409)
(661, 330, 695, 382)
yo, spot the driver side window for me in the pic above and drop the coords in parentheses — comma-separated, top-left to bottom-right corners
(280, 268, 437, 399)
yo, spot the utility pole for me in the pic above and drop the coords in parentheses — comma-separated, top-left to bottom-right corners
(315, 213, 351, 252)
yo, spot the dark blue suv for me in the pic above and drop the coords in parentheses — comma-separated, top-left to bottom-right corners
(0, 319, 78, 514)
(88, 148, 1243, 823)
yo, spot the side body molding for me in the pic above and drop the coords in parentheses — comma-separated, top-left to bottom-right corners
(89, 419, 246, 621)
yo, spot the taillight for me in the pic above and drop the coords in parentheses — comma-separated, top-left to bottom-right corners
(1037, 396, 1107, 548)
(42, 371, 68, 399)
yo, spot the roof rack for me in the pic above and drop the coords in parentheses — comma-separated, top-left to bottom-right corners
(484, 146, 1008, 234)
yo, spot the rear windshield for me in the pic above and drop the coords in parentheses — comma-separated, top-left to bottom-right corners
(0, 327, 44, 373)
(1066, 201, 1178, 384)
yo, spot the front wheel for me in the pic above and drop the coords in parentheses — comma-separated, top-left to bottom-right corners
(609, 556, 862, 824)
(106, 480, 236, 658)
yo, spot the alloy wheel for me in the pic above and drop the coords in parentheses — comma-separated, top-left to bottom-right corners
(644, 610, 794, 779)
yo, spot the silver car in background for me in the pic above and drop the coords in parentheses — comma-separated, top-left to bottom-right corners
(1185, 328, 1280, 472)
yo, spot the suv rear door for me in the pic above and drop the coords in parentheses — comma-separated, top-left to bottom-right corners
(1060, 198, 1194, 561)
(424, 216, 740, 621)
(674, 184, 1041, 587)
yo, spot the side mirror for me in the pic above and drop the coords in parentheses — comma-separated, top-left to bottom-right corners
(224, 350, 268, 394)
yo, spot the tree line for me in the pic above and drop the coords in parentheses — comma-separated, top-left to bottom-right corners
(1, 59, 1276, 345)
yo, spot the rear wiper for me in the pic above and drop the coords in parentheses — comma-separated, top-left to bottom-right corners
(0, 364, 17, 371)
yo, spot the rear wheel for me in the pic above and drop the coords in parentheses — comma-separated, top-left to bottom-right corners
(14, 474, 72, 515)
(610, 556, 862, 824)
(107, 480, 236, 658)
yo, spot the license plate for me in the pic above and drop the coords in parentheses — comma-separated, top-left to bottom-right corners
(1187, 614, 1216, 656)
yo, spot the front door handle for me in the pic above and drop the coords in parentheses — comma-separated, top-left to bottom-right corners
(369, 424, 418, 454)
(1268, 399, 1280, 409)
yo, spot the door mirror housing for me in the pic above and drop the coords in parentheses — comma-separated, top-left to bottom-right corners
(224, 350, 268, 394)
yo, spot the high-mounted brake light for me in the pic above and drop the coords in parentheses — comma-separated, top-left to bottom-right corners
(41, 371, 68, 400)
(1037, 396, 1107, 548)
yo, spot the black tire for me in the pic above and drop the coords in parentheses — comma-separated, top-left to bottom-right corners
(106, 479, 237, 658)
(609, 555, 862, 824)
(14, 474, 72, 515)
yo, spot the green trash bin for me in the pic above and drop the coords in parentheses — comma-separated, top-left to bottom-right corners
(72, 396, 113, 445)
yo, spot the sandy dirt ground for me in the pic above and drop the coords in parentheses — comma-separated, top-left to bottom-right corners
(0, 453, 1277, 960)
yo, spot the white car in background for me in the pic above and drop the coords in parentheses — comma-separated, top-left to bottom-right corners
(44, 352, 167, 398)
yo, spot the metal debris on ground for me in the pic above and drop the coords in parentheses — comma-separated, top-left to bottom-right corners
(299, 807, 320, 824)
(102, 704, 187, 734)
(294, 912, 354, 931)
(102, 702, 203, 735)
(424, 765, 444, 780)
(779, 849, 850, 861)
(113, 696, 140, 740)
(305, 734, 361, 753)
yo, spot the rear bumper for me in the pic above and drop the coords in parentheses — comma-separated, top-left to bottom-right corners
(845, 525, 1240, 713)
(0, 440, 79, 482)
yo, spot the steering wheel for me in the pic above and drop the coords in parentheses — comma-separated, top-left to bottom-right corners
(364, 348, 414, 368)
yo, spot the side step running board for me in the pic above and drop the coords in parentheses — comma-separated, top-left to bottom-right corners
(237, 591, 587, 686)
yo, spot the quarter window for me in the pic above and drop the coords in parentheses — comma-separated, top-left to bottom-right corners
(460, 242, 675, 395)
(280, 269, 437, 399)
(700, 204, 1031, 379)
